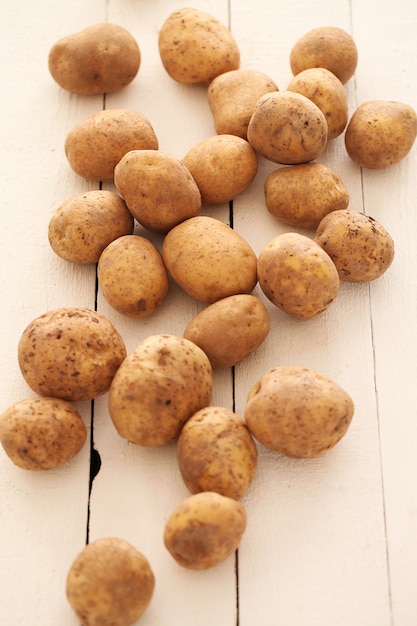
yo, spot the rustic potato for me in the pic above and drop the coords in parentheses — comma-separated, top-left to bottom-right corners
(158, 8, 240, 85)
(183, 294, 270, 368)
(162, 216, 258, 303)
(244, 365, 354, 458)
(290, 26, 358, 84)
(66, 537, 155, 626)
(163, 492, 247, 570)
(108, 334, 212, 446)
(114, 150, 201, 233)
(314, 209, 395, 282)
(265, 163, 349, 230)
(177, 406, 258, 500)
(65, 109, 158, 182)
(18, 308, 126, 402)
(344, 100, 417, 169)
(257, 232, 339, 319)
(247, 91, 328, 164)
(48, 23, 140, 95)
(0, 397, 86, 470)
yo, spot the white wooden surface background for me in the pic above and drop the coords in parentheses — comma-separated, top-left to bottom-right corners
(1, 1, 416, 625)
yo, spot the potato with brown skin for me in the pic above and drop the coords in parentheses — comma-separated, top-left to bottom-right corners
(244, 366, 354, 458)
(66, 537, 155, 626)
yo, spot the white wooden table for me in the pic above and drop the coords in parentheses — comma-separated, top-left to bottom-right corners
(1, 1, 416, 625)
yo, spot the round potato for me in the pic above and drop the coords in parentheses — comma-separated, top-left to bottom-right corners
(244, 365, 354, 458)
(314, 209, 395, 282)
(18, 308, 126, 402)
(0, 397, 87, 471)
(158, 8, 240, 85)
(247, 91, 328, 164)
(257, 232, 339, 319)
(66, 537, 155, 626)
(162, 216, 258, 303)
(108, 334, 212, 446)
(163, 492, 247, 570)
(65, 109, 158, 182)
(177, 406, 258, 500)
(48, 23, 140, 95)
(264, 162, 349, 230)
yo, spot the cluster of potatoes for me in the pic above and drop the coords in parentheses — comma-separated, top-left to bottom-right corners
(1, 8, 417, 626)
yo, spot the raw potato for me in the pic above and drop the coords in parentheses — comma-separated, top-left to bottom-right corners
(257, 232, 339, 319)
(183, 294, 270, 368)
(158, 8, 240, 85)
(65, 109, 158, 182)
(314, 209, 395, 282)
(114, 150, 201, 233)
(18, 308, 126, 402)
(265, 162, 349, 230)
(163, 492, 247, 570)
(344, 100, 417, 169)
(177, 406, 258, 500)
(48, 23, 140, 95)
(247, 91, 328, 164)
(66, 537, 155, 626)
(48, 190, 134, 264)
(244, 365, 354, 458)
(0, 397, 86, 471)
(162, 216, 258, 303)
(108, 334, 212, 446)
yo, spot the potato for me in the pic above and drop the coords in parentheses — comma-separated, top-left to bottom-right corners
(0, 397, 86, 470)
(247, 91, 328, 164)
(207, 69, 278, 138)
(314, 209, 395, 282)
(48, 190, 134, 264)
(48, 23, 140, 95)
(158, 8, 240, 85)
(177, 406, 258, 500)
(244, 365, 354, 458)
(18, 308, 126, 402)
(108, 334, 212, 446)
(183, 294, 270, 368)
(65, 109, 158, 182)
(182, 134, 258, 204)
(114, 150, 201, 233)
(290, 26, 358, 84)
(257, 232, 339, 319)
(264, 162, 349, 230)
(66, 537, 155, 626)
(162, 216, 258, 303)
(163, 492, 247, 570)
(344, 100, 417, 169)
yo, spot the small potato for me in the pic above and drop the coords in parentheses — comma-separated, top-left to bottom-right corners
(345, 100, 417, 169)
(257, 232, 339, 319)
(182, 135, 258, 204)
(65, 109, 158, 182)
(247, 91, 328, 164)
(0, 397, 86, 470)
(18, 308, 126, 402)
(265, 163, 349, 230)
(183, 294, 270, 368)
(48, 23, 140, 95)
(158, 8, 240, 85)
(108, 334, 212, 446)
(48, 190, 134, 264)
(314, 209, 395, 282)
(162, 216, 258, 303)
(244, 365, 354, 458)
(66, 537, 155, 626)
(163, 492, 247, 570)
(114, 150, 201, 233)
(177, 406, 258, 500)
